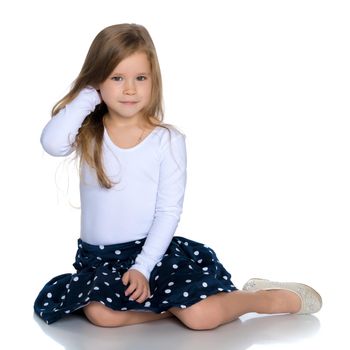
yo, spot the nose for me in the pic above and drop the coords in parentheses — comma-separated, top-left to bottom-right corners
(123, 79, 136, 95)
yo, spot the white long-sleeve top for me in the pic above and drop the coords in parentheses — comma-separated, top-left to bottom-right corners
(40, 88, 187, 280)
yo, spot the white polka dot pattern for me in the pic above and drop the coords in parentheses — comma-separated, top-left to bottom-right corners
(34, 236, 236, 324)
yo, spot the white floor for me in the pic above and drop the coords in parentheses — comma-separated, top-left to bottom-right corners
(31, 312, 322, 350)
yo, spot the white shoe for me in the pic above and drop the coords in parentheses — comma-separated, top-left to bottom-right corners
(242, 278, 322, 315)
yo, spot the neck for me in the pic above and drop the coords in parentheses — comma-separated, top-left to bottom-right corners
(103, 113, 146, 129)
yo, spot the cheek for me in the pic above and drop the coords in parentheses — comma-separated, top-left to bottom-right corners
(143, 83, 152, 100)
(99, 84, 115, 102)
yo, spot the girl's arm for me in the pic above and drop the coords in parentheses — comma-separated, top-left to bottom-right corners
(40, 87, 101, 156)
(130, 131, 187, 280)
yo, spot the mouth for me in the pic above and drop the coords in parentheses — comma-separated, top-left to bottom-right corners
(120, 101, 138, 105)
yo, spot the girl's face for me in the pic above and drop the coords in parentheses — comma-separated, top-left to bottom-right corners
(98, 51, 152, 123)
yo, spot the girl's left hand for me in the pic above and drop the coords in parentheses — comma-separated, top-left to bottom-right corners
(122, 269, 151, 304)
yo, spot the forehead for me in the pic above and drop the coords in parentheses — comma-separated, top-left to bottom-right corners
(112, 52, 150, 74)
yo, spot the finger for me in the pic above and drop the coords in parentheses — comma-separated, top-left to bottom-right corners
(132, 287, 145, 303)
(129, 285, 144, 301)
(122, 271, 129, 286)
(143, 283, 151, 300)
(125, 281, 138, 297)
(137, 283, 150, 303)
(136, 289, 149, 304)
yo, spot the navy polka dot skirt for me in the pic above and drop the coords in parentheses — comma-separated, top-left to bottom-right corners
(34, 236, 238, 324)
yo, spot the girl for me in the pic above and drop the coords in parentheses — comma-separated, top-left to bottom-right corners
(34, 23, 322, 330)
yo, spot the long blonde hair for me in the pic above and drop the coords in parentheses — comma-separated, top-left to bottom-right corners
(52, 23, 175, 189)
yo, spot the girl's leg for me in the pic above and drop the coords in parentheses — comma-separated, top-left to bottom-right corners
(169, 289, 301, 331)
(83, 301, 173, 327)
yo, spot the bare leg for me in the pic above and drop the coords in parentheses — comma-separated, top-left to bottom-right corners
(169, 290, 301, 330)
(83, 301, 173, 327)
(83, 289, 300, 329)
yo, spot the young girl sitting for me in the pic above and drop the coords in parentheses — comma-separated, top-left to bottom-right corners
(34, 23, 322, 330)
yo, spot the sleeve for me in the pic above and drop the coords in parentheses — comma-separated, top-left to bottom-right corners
(40, 87, 101, 157)
(130, 131, 187, 280)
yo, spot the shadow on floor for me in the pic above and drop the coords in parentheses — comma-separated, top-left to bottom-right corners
(33, 311, 320, 350)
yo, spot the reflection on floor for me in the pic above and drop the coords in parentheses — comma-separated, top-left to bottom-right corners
(33, 311, 321, 350)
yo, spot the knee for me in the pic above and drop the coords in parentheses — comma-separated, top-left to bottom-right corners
(177, 302, 222, 331)
(83, 302, 126, 327)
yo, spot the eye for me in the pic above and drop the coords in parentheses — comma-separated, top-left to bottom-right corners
(111, 76, 123, 81)
(136, 75, 147, 81)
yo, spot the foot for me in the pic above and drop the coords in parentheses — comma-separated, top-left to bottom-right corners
(242, 278, 322, 314)
(263, 289, 302, 314)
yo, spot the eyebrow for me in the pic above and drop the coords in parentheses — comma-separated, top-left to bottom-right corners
(111, 72, 151, 76)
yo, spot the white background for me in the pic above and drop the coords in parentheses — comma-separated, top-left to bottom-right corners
(1, 0, 349, 349)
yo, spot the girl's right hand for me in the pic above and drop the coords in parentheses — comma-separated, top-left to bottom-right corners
(81, 85, 102, 108)
(68, 86, 102, 113)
